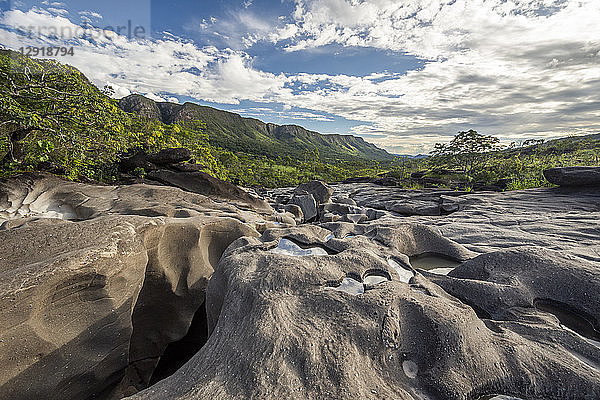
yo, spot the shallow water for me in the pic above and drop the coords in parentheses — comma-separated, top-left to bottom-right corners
(427, 267, 455, 275)
(347, 214, 365, 224)
(363, 273, 389, 286)
(328, 277, 364, 295)
(270, 238, 328, 256)
(534, 299, 600, 343)
(388, 259, 414, 283)
(409, 255, 461, 273)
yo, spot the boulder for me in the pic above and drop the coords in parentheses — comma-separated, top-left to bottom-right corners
(146, 148, 192, 166)
(387, 200, 441, 216)
(369, 176, 398, 186)
(289, 193, 317, 222)
(147, 170, 272, 213)
(119, 152, 158, 173)
(543, 166, 600, 187)
(294, 181, 333, 204)
(283, 204, 303, 223)
(342, 176, 371, 184)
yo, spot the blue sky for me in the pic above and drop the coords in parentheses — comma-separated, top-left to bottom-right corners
(1, 0, 599, 154)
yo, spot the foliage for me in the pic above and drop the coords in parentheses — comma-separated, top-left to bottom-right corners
(0, 50, 136, 179)
(430, 130, 502, 177)
(1, 50, 598, 191)
(425, 131, 600, 190)
(0, 49, 224, 181)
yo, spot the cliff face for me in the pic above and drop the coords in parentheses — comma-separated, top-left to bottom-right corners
(118, 94, 393, 161)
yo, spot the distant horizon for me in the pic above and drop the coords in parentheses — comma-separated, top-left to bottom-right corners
(1, 0, 599, 155)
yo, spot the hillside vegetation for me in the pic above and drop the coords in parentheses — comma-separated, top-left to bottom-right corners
(0, 49, 386, 186)
(1, 49, 597, 189)
(388, 131, 600, 190)
(118, 94, 392, 162)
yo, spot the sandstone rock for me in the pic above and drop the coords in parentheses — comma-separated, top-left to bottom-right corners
(321, 212, 341, 222)
(169, 162, 206, 173)
(543, 166, 600, 187)
(332, 196, 356, 206)
(146, 170, 272, 213)
(294, 180, 333, 204)
(130, 221, 600, 400)
(289, 193, 317, 222)
(146, 148, 192, 166)
(0, 174, 261, 399)
(283, 204, 303, 223)
(119, 152, 158, 173)
(2, 174, 600, 400)
(387, 200, 440, 216)
(0, 216, 148, 400)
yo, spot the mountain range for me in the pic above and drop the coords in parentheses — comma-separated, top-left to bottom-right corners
(118, 94, 393, 162)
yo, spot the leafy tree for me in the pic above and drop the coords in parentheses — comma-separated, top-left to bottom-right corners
(0, 49, 132, 179)
(430, 130, 502, 177)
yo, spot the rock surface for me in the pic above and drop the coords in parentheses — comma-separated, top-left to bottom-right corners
(543, 166, 600, 187)
(289, 193, 318, 222)
(1, 174, 600, 400)
(294, 180, 333, 204)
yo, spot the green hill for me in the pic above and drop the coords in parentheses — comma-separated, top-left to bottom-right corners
(0, 49, 389, 186)
(118, 94, 393, 162)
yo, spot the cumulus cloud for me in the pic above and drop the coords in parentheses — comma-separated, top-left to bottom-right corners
(0, 8, 286, 105)
(1, 2, 599, 154)
(260, 0, 600, 153)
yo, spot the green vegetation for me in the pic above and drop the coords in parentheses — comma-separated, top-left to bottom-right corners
(1, 49, 597, 190)
(0, 50, 222, 180)
(0, 49, 384, 186)
(420, 131, 600, 190)
(119, 94, 393, 163)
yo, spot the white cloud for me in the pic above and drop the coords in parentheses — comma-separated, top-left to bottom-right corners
(78, 10, 102, 20)
(1, 2, 599, 154)
(0, 9, 286, 105)
(264, 0, 600, 152)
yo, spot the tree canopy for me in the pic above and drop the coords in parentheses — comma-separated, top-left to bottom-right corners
(430, 130, 502, 176)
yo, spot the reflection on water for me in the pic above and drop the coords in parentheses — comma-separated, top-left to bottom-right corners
(388, 259, 414, 283)
(327, 277, 364, 295)
(328, 272, 390, 295)
(270, 238, 328, 256)
(428, 267, 455, 275)
(409, 254, 461, 274)
(534, 299, 600, 343)
(347, 214, 365, 224)
(363, 273, 389, 286)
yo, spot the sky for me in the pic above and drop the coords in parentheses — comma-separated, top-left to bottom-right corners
(0, 0, 599, 154)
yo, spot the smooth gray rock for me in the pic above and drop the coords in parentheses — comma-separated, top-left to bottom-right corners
(3, 174, 600, 400)
(0, 173, 261, 400)
(147, 169, 272, 213)
(146, 148, 192, 166)
(289, 193, 317, 222)
(283, 204, 303, 223)
(294, 180, 333, 204)
(544, 166, 600, 187)
(131, 221, 600, 400)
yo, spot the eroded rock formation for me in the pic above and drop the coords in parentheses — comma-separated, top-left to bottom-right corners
(1, 172, 599, 400)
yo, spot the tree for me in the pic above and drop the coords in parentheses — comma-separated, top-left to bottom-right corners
(0, 49, 131, 178)
(303, 145, 320, 175)
(430, 130, 502, 177)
